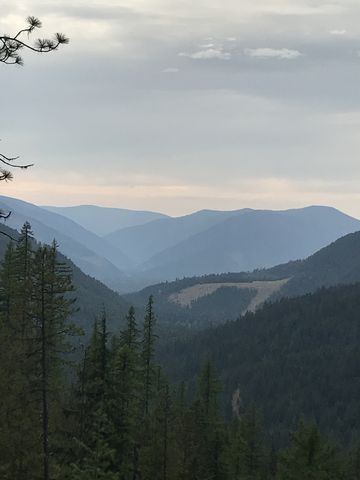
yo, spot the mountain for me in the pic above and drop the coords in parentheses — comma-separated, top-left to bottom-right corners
(159, 281, 360, 444)
(140, 206, 360, 281)
(0, 196, 130, 289)
(43, 205, 168, 236)
(126, 227, 360, 330)
(105, 209, 248, 266)
(3, 199, 360, 296)
(270, 230, 360, 298)
(0, 222, 129, 334)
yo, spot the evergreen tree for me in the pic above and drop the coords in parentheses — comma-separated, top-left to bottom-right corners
(31, 241, 77, 480)
(277, 419, 345, 480)
(229, 407, 266, 480)
(0, 225, 40, 478)
(141, 295, 157, 418)
(70, 311, 116, 479)
(187, 362, 228, 480)
(108, 306, 141, 479)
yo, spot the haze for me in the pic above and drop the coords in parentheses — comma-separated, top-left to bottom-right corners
(1, 0, 360, 216)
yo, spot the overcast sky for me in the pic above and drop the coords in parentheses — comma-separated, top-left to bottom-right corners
(1, 0, 360, 216)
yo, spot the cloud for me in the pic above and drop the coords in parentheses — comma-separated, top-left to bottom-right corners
(329, 29, 347, 35)
(244, 48, 303, 59)
(199, 43, 216, 48)
(162, 67, 180, 73)
(179, 48, 231, 60)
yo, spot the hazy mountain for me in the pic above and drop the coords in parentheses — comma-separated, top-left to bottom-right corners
(0, 196, 129, 288)
(0, 223, 129, 334)
(4, 198, 360, 296)
(43, 204, 168, 236)
(127, 226, 360, 330)
(105, 209, 250, 265)
(271, 229, 360, 298)
(141, 206, 360, 281)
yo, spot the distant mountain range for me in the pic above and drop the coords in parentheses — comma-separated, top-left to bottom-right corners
(104, 209, 246, 266)
(0, 196, 131, 289)
(2, 196, 360, 293)
(126, 229, 360, 329)
(133, 206, 360, 281)
(43, 204, 168, 236)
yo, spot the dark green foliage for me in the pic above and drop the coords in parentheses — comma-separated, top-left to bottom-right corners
(159, 282, 360, 445)
(0, 223, 129, 335)
(141, 295, 157, 418)
(228, 408, 266, 480)
(277, 420, 345, 480)
(1, 223, 360, 479)
(0, 225, 78, 479)
(126, 276, 272, 332)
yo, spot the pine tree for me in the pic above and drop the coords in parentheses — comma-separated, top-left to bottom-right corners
(31, 241, 78, 480)
(277, 419, 344, 480)
(229, 407, 265, 480)
(140, 376, 173, 480)
(70, 312, 117, 479)
(186, 362, 228, 480)
(0, 226, 41, 479)
(108, 306, 142, 479)
(141, 295, 157, 418)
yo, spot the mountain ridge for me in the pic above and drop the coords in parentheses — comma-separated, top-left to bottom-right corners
(126, 226, 360, 329)
(43, 204, 169, 236)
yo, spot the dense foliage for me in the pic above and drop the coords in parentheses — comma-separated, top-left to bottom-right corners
(1, 223, 360, 479)
(0, 223, 129, 334)
(159, 282, 360, 446)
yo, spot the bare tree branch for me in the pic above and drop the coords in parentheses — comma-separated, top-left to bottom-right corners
(0, 16, 69, 65)
(0, 16, 68, 230)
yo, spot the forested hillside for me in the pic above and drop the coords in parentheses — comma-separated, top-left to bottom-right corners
(0, 195, 131, 289)
(0, 223, 128, 333)
(159, 282, 360, 445)
(1, 238, 359, 478)
(128, 230, 360, 330)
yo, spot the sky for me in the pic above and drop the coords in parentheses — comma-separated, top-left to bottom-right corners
(1, 0, 360, 216)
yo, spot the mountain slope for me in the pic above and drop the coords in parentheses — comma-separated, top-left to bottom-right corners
(105, 209, 249, 265)
(127, 227, 360, 330)
(270, 230, 360, 299)
(142, 206, 360, 280)
(159, 282, 360, 444)
(0, 223, 129, 334)
(0, 196, 129, 288)
(43, 204, 168, 236)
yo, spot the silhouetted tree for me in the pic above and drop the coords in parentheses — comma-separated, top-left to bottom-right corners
(0, 15, 68, 193)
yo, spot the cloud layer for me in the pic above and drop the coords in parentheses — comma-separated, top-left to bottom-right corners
(1, 0, 360, 216)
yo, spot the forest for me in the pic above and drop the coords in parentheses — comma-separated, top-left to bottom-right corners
(1, 222, 360, 480)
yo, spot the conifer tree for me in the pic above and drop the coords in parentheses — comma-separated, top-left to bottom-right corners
(0, 225, 40, 478)
(108, 306, 141, 478)
(70, 312, 116, 479)
(141, 295, 157, 418)
(277, 419, 344, 480)
(31, 241, 77, 480)
(229, 407, 265, 480)
(188, 362, 228, 480)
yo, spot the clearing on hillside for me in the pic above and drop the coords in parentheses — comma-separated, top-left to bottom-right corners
(169, 279, 289, 313)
